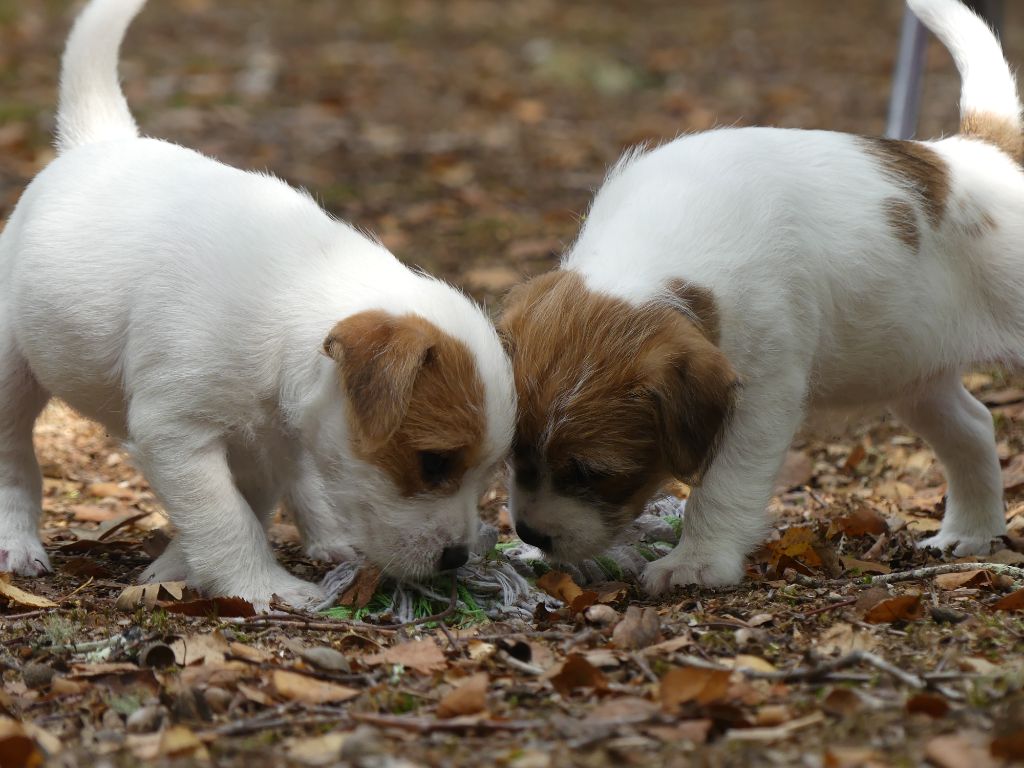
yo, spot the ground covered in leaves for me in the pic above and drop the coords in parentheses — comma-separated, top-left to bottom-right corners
(3, 1, 1024, 766)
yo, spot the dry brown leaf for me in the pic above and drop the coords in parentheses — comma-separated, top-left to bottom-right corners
(773, 450, 812, 494)
(612, 605, 661, 650)
(863, 594, 924, 623)
(338, 566, 380, 609)
(536, 571, 584, 605)
(0, 718, 43, 768)
(659, 666, 731, 711)
(833, 506, 888, 537)
(549, 654, 608, 697)
(905, 692, 949, 718)
(925, 732, 998, 768)
(271, 670, 360, 704)
(934, 569, 994, 591)
(115, 581, 185, 611)
(839, 556, 891, 575)
(364, 639, 446, 674)
(992, 588, 1024, 611)
(991, 729, 1024, 760)
(436, 673, 488, 718)
(163, 595, 255, 618)
(0, 575, 56, 609)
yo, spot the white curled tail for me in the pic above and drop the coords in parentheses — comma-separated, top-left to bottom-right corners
(55, 0, 148, 154)
(907, 0, 1022, 161)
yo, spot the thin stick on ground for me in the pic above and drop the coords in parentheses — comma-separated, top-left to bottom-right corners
(865, 562, 1024, 585)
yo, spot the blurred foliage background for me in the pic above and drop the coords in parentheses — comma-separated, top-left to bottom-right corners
(1, 0, 1020, 304)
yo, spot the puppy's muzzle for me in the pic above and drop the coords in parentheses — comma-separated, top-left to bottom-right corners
(515, 521, 553, 552)
(438, 544, 469, 571)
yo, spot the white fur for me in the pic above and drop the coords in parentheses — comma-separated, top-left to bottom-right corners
(525, 0, 1021, 592)
(0, 0, 515, 608)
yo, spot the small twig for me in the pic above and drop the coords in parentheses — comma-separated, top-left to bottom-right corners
(866, 562, 1024, 585)
(799, 597, 857, 619)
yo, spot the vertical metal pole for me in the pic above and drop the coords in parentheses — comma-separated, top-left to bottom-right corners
(885, 1, 1005, 141)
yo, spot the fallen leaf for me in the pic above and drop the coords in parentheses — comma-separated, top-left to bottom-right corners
(822, 688, 863, 717)
(436, 673, 488, 718)
(773, 450, 812, 494)
(163, 596, 255, 618)
(991, 729, 1024, 760)
(365, 639, 446, 674)
(612, 606, 661, 650)
(906, 692, 949, 718)
(833, 506, 888, 537)
(0, 575, 56, 609)
(925, 731, 998, 768)
(863, 594, 924, 623)
(115, 581, 186, 611)
(840, 556, 891, 575)
(272, 670, 360, 704)
(934, 569, 994, 591)
(659, 666, 731, 710)
(550, 654, 608, 696)
(0, 718, 43, 768)
(992, 588, 1024, 611)
(338, 566, 380, 609)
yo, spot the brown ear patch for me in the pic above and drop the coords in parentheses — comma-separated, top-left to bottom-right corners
(500, 271, 737, 524)
(860, 137, 950, 228)
(324, 311, 485, 497)
(961, 110, 1023, 163)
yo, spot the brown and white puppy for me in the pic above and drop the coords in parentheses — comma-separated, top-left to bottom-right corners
(500, 0, 1020, 593)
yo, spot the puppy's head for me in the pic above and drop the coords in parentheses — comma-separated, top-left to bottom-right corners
(498, 270, 737, 562)
(317, 307, 513, 579)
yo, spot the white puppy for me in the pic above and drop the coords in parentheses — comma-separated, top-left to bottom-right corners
(0, 0, 515, 608)
(499, 0, 1019, 593)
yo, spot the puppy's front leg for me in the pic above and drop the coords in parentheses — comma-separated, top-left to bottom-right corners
(132, 427, 324, 609)
(642, 377, 806, 593)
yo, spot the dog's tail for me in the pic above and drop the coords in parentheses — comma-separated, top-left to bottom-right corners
(907, 0, 1022, 161)
(55, 0, 148, 154)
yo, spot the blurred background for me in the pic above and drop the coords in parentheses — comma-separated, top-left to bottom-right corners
(2, 0, 1019, 306)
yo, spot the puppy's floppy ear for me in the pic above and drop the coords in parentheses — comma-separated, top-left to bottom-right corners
(323, 310, 435, 450)
(646, 317, 738, 484)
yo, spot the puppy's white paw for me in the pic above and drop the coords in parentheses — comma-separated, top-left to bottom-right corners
(304, 541, 358, 564)
(641, 546, 745, 595)
(917, 529, 1000, 557)
(0, 534, 51, 576)
(140, 540, 188, 583)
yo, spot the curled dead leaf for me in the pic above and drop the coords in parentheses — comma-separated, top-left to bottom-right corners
(659, 666, 731, 711)
(550, 654, 608, 697)
(863, 594, 924, 624)
(436, 673, 488, 718)
(612, 605, 661, 650)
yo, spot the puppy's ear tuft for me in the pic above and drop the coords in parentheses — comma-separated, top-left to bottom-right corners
(323, 310, 435, 450)
(648, 322, 738, 484)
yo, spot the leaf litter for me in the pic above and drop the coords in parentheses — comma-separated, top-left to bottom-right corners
(4, 1, 1024, 766)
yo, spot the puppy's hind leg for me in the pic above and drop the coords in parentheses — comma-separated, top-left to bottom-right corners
(0, 327, 52, 575)
(893, 373, 1005, 556)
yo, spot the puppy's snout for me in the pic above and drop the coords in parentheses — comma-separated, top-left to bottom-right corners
(515, 522, 553, 552)
(438, 544, 469, 571)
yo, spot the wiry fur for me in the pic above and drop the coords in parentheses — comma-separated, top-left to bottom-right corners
(500, 0, 1022, 592)
(0, 0, 515, 607)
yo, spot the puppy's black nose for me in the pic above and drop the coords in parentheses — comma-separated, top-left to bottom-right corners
(439, 544, 469, 571)
(516, 522, 553, 552)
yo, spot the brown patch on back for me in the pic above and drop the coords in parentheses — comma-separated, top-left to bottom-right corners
(860, 137, 950, 228)
(962, 110, 1023, 163)
(499, 271, 737, 526)
(882, 197, 920, 251)
(324, 311, 485, 497)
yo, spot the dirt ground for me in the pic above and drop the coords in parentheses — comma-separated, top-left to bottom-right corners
(2, 1, 1024, 766)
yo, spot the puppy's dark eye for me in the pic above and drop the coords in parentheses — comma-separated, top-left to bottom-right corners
(419, 450, 456, 487)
